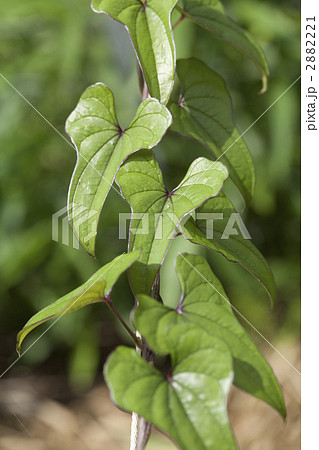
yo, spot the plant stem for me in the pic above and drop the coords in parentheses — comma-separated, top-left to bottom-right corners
(173, 13, 185, 30)
(104, 296, 142, 348)
(137, 64, 149, 101)
(130, 333, 153, 450)
(151, 272, 163, 303)
(137, 64, 144, 97)
(131, 413, 152, 450)
(130, 274, 161, 449)
(104, 295, 150, 448)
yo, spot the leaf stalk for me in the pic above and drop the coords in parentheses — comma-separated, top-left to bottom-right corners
(104, 296, 142, 348)
(173, 13, 185, 30)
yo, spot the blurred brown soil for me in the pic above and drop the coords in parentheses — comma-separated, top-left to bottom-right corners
(0, 340, 300, 450)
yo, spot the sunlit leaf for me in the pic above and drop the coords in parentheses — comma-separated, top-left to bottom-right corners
(177, 0, 269, 91)
(16, 251, 140, 354)
(66, 83, 171, 255)
(92, 0, 178, 104)
(106, 323, 236, 449)
(181, 192, 276, 304)
(116, 150, 228, 295)
(169, 58, 255, 206)
(134, 253, 286, 417)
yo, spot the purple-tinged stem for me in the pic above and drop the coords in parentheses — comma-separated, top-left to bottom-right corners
(173, 13, 185, 30)
(104, 296, 142, 348)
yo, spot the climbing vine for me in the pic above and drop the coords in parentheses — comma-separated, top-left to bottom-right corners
(17, 1, 285, 449)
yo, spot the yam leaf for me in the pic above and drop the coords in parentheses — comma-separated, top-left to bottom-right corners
(134, 253, 286, 417)
(116, 150, 228, 295)
(92, 0, 178, 104)
(66, 83, 171, 255)
(105, 323, 236, 449)
(169, 58, 255, 206)
(177, 0, 269, 92)
(181, 192, 276, 304)
(16, 251, 140, 354)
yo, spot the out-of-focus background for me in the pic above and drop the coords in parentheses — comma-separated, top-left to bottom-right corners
(0, 0, 300, 448)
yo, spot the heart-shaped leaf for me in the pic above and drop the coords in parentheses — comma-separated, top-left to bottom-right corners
(16, 251, 140, 354)
(92, 0, 178, 105)
(177, 1, 269, 92)
(134, 253, 286, 418)
(181, 192, 276, 304)
(66, 83, 171, 255)
(106, 323, 236, 449)
(169, 58, 255, 206)
(116, 150, 228, 295)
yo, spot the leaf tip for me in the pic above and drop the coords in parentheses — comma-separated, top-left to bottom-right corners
(86, 243, 97, 259)
(16, 332, 23, 356)
(259, 74, 268, 95)
(275, 392, 287, 421)
(266, 282, 277, 309)
(282, 404, 288, 421)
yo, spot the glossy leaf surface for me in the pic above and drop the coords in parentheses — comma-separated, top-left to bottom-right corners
(106, 323, 236, 449)
(66, 83, 171, 255)
(116, 150, 228, 295)
(181, 192, 276, 304)
(177, 1, 269, 91)
(92, 0, 178, 104)
(134, 254, 286, 417)
(16, 251, 140, 354)
(169, 58, 255, 206)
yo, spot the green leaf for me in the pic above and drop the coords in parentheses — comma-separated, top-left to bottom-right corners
(116, 150, 228, 295)
(177, 1, 269, 92)
(16, 251, 140, 354)
(92, 0, 178, 104)
(66, 83, 171, 255)
(134, 253, 286, 418)
(169, 58, 255, 206)
(105, 323, 236, 449)
(181, 192, 276, 304)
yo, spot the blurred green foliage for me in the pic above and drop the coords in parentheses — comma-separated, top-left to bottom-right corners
(0, 0, 300, 389)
